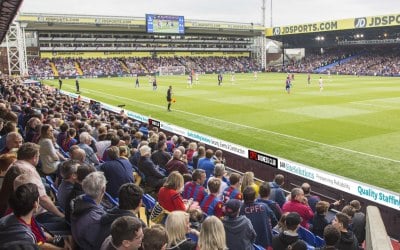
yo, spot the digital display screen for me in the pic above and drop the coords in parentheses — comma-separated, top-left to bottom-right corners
(146, 14, 185, 34)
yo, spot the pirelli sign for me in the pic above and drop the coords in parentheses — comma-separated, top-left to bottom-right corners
(266, 13, 400, 36)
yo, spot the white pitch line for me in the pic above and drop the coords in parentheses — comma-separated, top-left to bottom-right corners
(73, 86, 400, 164)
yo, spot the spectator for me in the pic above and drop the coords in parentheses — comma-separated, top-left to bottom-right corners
(256, 181, 282, 227)
(64, 163, 96, 222)
(192, 146, 205, 169)
(282, 188, 314, 229)
(150, 141, 171, 170)
(12, 143, 65, 219)
(38, 124, 66, 174)
(315, 225, 341, 250)
(222, 173, 242, 203)
(240, 186, 275, 248)
(349, 200, 366, 246)
(97, 183, 146, 249)
(273, 212, 289, 233)
(0, 166, 25, 216)
(200, 178, 224, 217)
(165, 149, 189, 175)
(142, 225, 168, 250)
(197, 149, 215, 179)
(0, 153, 17, 188)
(102, 134, 122, 162)
(0, 183, 60, 249)
(69, 146, 86, 163)
(301, 182, 320, 213)
(186, 142, 197, 166)
(99, 146, 134, 198)
(269, 174, 286, 208)
(138, 145, 165, 191)
(158, 171, 190, 212)
(212, 149, 225, 164)
(24, 117, 42, 143)
(100, 216, 144, 250)
(222, 199, 256, 250)
(61, 128, 77, 152)
(0, 131, 23, 155)
(165, 211, 198, 250)
(182, 169, 207, 204)
(57, 160, 79, 211)
(332, 212, 359, 250)
(198, 216, 226, 250)
(78, 131, 100, 166)
(56, 122, 69, 148)
(240, 171, 259, 198)
(207, 163, 228, 199)
(311, 201, 330, 237)
(71, 171, 107, 249)
(272, 212, 307, 250)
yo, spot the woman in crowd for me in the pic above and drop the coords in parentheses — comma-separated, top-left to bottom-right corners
(38, 124, 66, 174)
(241, 171, 259, 198)
(158, 171, 193, 212)
(165, 211, 198, 250)
(198, 216, 226, 250)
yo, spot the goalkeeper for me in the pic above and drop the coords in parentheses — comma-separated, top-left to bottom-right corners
(166, 85, 173, 111)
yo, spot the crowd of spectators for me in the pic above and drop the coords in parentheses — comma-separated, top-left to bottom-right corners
(79, 58, 128, 77)
(0, 74, 366, 249)
(268, 46, 400, 76)
(27, 56, 262, 79)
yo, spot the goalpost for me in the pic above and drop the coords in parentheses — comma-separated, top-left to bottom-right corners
(158, 66, 186, 76)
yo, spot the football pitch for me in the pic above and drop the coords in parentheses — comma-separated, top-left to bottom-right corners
(46, 73, 400, 193)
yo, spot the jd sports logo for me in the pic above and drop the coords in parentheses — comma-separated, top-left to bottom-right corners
(273, 27, 281, 35)
(354, 18, 367, 28)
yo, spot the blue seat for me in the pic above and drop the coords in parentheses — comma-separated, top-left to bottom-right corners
(45, 175, 54, 185)
(253, 244, 265, 250)
(142, 193, 156, 209)
(142, 193, 157, 225)
(298, 226, 316, 246)
(104, 191, 119, 207)
(186, 232, 198, 243)
(272, 228, 280, 236)
(315, 235, 325, 247)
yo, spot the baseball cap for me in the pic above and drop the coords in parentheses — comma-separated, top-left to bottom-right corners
(224, 199, 242, 218)
(285, 212, 302, 227)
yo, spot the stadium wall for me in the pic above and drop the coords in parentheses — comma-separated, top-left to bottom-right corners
(60, 89, 400, 240)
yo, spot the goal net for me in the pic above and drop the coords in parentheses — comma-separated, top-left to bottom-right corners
(158, 66, 186, 76)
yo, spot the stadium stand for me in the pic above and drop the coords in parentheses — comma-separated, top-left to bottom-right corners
(1, 9, 400, 249)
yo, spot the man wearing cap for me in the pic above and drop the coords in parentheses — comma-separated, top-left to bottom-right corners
(272, 212, 307, 250)
(223, 199, 256, 250)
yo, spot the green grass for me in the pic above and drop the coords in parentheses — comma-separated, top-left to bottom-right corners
(45, 73, 400, 193)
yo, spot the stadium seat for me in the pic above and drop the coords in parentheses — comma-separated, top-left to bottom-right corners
(45, 175, 54, 185)
(298, 226, 316, 246)
(272, 228, 280, 236)
(142, 193, 157, 225)
(253, 244, 265, 250)
(315, 235, 325, 247)
(186, 232, 198, 243)
(104, 191, 119, 207)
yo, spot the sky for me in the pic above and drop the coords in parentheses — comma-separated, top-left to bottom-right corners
(19, 0, 400, 27)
